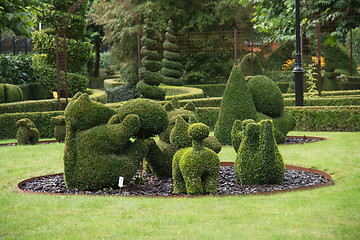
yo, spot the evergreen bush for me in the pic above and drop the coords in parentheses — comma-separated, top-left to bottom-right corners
(239, 53, 264, 76)
(0, 84, 23, 103)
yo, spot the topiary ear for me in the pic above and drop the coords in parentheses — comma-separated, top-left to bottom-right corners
(170, 116, 191, 149)
(70, 92, 83, 101)
(182, 101, 196, 111)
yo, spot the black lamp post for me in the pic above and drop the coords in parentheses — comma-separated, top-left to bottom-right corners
(293, 0, 304, 106)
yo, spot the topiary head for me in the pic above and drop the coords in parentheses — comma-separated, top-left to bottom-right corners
(117, 98, 168, 139)
(188, 123, 210, 142)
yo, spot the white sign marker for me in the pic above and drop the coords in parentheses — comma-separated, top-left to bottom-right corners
(118, 176, 124, 188)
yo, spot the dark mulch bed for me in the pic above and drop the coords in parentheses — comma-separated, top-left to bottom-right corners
(17, 136, 329, 197)
(19, 166, 330, 197)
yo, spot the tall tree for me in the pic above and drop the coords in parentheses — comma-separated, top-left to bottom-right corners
(90, 0, 251, 84)
(0, 0, 42, 37)
(239, 0, 360, 42)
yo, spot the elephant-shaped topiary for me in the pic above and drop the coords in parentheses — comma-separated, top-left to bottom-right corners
(145, 98, 221, 178)
(234, 119, 285, 185)
(172, 123, 220, 195)
(63, 93, 149, 191)
(16, 118, 39, 145)
(51, 115, 65, 142)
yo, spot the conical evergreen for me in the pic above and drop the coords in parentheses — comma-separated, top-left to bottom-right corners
(136, 18, 165, 100)
(214, 65, 257, 145)
(161, 20, 183, 86)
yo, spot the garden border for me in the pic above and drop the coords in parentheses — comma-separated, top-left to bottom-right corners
(17, 162, 332, 198)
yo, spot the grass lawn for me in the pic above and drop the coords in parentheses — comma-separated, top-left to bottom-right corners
(1, 131, 359, 239)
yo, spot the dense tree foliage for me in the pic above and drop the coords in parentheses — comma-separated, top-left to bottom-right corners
(0, 0, 42, 37)
(90, 0, 251, 83)
(240, 0, 360, 42)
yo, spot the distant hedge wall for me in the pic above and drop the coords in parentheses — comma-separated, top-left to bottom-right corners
(194, 106, 360, 132)
(0, 89, 107, 114)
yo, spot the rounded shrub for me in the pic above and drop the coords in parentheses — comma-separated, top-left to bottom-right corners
(0, 83, 23, 103)
(247, 75, 284, 118)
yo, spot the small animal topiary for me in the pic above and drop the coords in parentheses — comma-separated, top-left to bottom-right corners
(16, 118, 39, 145)
(234, 119, 285, 185)
(51, 115, 65, 142)
(172, 123, 220, 195)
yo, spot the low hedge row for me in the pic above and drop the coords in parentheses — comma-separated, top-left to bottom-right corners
(0, 89, 107, 114)
(1, 105, 358, 140)
(283, 90, 360, 98)
(284, 96, 360, 106)
(163, 86, 204, 100)
(0, 111, 64, 139)
(193, 106, 360, 132)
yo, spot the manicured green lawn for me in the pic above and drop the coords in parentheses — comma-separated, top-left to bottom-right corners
(1, 131, 359, 239)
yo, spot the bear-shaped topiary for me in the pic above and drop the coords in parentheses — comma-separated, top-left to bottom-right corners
(63, 93, 149, 191)
(172, 123, 220, 195)
(51, 115, 65, 142)
(234, 119, 285, 185)
(16, 118, 39, 145)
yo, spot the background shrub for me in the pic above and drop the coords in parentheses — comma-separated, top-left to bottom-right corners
(0, 54, 36, 85)
(0, 84, 23, 103)
(239, 53, 264, 76)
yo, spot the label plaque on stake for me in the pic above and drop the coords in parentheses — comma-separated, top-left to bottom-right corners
(118, 176, 124, 188)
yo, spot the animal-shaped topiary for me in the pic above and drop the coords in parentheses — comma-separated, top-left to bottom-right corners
(51, 115, 65, 142)
(172, 123, 220, 195)
(215, 65, 295, 145)
(145, 98, 221, 178)
(234, 119, 285, 185)
(16, 118, 39, 145)
(63, 93, 148, 191)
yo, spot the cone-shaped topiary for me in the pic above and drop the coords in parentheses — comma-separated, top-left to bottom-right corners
(239, 53, 264, 76)
(172, 123, 220, 195)
(16, 118, 39, 145)
(161, 20, 183, 86)
(234, 119, 285, 185)
(214, 65, 257, 145)
(63, 93, 148, 190)
(136, 18, 165, 100)
(51, 115, 65, 142)
(247, 75, 284, 118)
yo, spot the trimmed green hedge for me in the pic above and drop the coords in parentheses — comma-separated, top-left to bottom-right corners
(288, 106, 360, 131)
(284, 96, 360, 106)
(163, 86, 204, 100)
(193, 106, 360, 132)
(0, 89, 107, 114)
(0, 111, 63, 139)
(186, 84, 226, 97)
(103, 79, 126, 90)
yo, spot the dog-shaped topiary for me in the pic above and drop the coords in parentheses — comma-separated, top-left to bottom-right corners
(16, 118, 39, 145)
(172, 123, 220, 195)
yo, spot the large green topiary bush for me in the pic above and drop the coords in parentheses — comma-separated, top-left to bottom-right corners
(234, 119, 285, 185)
(214, 65, 257, 145)
(16, 118, 39, 145)
(136, 18, 165, 100)
(161, 20, 183, 86)
(172, 123, 220, 195)
(63, 93, 149, 191)
(239, 53, 264, 76)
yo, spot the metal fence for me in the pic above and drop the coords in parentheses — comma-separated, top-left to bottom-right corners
(0, 35, 34, 55)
